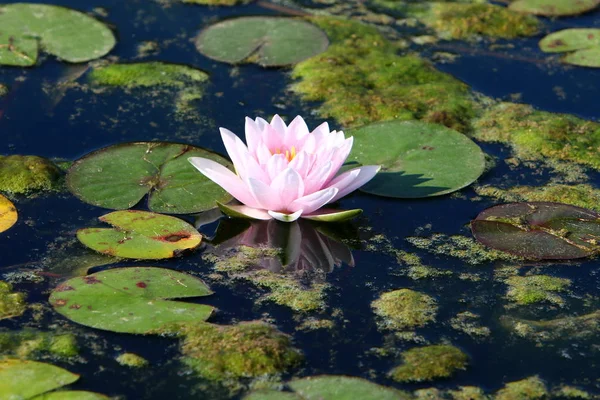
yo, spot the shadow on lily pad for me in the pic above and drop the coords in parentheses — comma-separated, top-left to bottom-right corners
(360, 171, 451, 198)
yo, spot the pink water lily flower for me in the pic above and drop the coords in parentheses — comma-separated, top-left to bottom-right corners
(189, 115, 380, 222)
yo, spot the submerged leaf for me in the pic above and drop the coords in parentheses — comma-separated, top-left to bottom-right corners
(49, 267, 214, 334)
(77, 210, 202, 259)
(0, 194, 17, 233)
(196, 17, 329, 67)
(471, 202, 600, 259)
(67, 142, 232, 214)
(0, 359, 79, 399)
(348, 120, 485, 198)
(0, 3, 115, 66)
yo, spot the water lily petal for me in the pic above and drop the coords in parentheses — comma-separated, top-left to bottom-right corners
(268, 209, 303, 222)
(245, 117, 262, 153)
(266, 153, 288, 182)
(247, 177, 283, 211)
(220, 128, 268, 182)
(288, 150, 314, 177)
(271, 168, 305, 208)
(290, 187, 338, 214)
(270, 114, 287, 135)
(188, 157, 260, 208)
(324, 137, 353, 184)
(286, 115, 310, 144)
(328, 165, 381, 202)
(304, 161, 334, 194)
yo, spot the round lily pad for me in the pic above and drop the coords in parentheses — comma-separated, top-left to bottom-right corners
(471, 202, 600, 260)
(0, 3, 116, 66)
(0, 359, 79, 399)
(0, 194, 17, 233)
(33, 391, 110, 400)
(49, 267, 214, 334)
(77, 210, 202, 259)
(509, 0, 600, 16)
(67, 142, 232, 214)
(195, 17, 329, 67)
(288, 375, 410, 400)
(347, 120, 485, 198)
(540, 29, 600, 68)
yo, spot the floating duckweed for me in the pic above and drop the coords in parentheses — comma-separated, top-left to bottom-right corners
(0, 281, 26, 320)
(552, 385, 592, 399)
(395, 250, 453, 280)
(371, 289, 437, 331)
(421, 3, 539, 40)
(0, 155, 62, 195)
(414, 388, 445, 399)
(449, 311, 491, 338)
(291, 17, 474, 130)
(0, 84, 7, 96)
(116, 353, 149, 368)
(473, 103, 600, 170)
(180, 322, 303, 381)
(296, 318, 335, 331)
(390, 344, 468, 383)
(89, 62, 209, 89)
(505, 275, 571, 306)
(448, 386, 489, 400)
(0, 330, 78, 358)
(501, 311, 600, 342)
(406, 234, 521, 265)
(475, 184, 600, 212)
(495, 376, 548, 400)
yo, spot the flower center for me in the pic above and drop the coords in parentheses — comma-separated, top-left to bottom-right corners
(273, 146, 297, 162)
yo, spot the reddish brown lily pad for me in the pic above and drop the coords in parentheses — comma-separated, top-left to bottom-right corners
(471, 202, 600, 260)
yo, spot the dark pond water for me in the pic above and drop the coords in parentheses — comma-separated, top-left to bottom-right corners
(1, 0, 600, 399)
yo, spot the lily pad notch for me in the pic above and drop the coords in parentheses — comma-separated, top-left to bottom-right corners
(0, 3, 116, 67)
(195, 17, 329, 67)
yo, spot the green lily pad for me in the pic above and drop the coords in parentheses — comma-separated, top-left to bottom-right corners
(347, 120, 485, 198)
(471, 202, 600, 260)
(288, 376, 410, 400)
(49, 267, 214, 334)
(195, 17, 329, 67)
(509, 0, 600, 16)
(0, 3, 115, 66)
(0, 359, 79, 399)
(66, 142, 232, 214)
(540, 29, 600, 68)
(77, 210, 202, 259)
(33, 391, 109, 400)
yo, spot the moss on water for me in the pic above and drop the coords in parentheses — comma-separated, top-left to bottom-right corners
(448, 386, 489, 400)
(552, 386, 592, 399)
(291, 17, 474, 130)
(501, 311, 600, 342)
(0, 330, 78, 358)
(116, 352, 149, 368)
(389, 344, 468, 383)
(421, 2, 539, 40)
(473, 103, 600, 170)
(505, 275, 571, 306)
(180, 322, 303, 381)
(89, 62, 209, 89)
(0, 84, 7, 96)
(495, 376, 548, 400)
(0, 281, 26, 320)
(0, 155, 62, 195)
(475, 184, 600, 212)
(372, 289, 437, 331)
(449, 311, 490, 338)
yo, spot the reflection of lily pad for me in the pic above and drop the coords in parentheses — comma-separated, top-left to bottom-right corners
(0, 3, 115, 66)
(288, 375, 409, 400)
(49, 267, 214, 334)
(0, 359, 78, 399)
(67, 142, 232, 214)
(471, 202, 600, 260)
(77, 210, 202, 259)
(540, 29, 600, 67)
(0, 194, 17, 233)
(510, 0, 600, 16)
(348, 121, 485, 198)
(195, 17, 329, 67)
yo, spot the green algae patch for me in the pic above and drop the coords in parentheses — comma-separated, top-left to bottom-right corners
(0, 281, 26, 320)
(389, 344, 468, 383)
(371, 289, 437, 331)
(501, 311, 600, 342)
(552, 385, 593, 399)
(473, 102, 600, 170)
(406, 233, 521, 265)
(421, 3, 539, 40)
(0, 84, 7, 96)
(291, 17, 474, 130)
(475, 184, 600, 212)
(116, 352, 149, 368)
(180, 322, 303, 381)
(495, 376, 548, 400)
(0, 155, 62, 195)
(505, 275, 571, 306)
(89, 62, 209, 89)
(449, 311, 490, 338)
(448, 386, 489, 400)
(0, 330, 78, 358)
